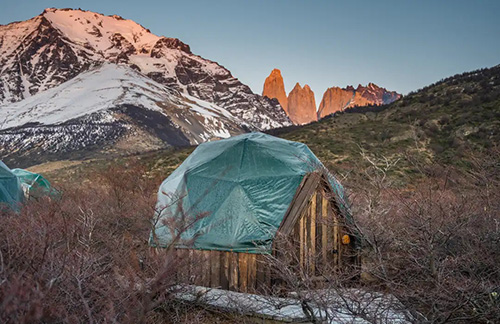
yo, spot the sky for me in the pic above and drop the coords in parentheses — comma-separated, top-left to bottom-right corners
(1, 1, 499, 103)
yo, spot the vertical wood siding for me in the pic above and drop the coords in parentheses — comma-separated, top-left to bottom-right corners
(161, 173, 356, 293)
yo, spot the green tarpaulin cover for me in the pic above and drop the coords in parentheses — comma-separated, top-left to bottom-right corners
(0, 161, 24, 211)
(0, 162, 55, 212)
(150, 132, 349, 253)
(11, 168, 53, 198)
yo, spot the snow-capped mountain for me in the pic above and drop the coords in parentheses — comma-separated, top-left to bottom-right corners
(0, 8, 291, 164)
(0, 8, 289, 129)
(0, 64, 249, 165)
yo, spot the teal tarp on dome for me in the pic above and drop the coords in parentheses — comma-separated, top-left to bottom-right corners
(0, 161, 23, 211)
(11, 168, 53, 198)
(150, 132, 349, 253)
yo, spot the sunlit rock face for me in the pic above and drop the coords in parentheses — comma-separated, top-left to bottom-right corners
(356, 83, 401, 106)
(262, 69, 288, 114)
(317, 83, 401, 118)
(262, 68, 401, 124)
(318, 87, 354, 118)
(287, 83, 317, 125)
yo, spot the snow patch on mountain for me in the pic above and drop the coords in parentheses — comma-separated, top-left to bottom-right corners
(0, 63, 252, 164)
(0, 8, 291, 130)
(0, 63, 238, 131)
(0, 8, 291, 166)
(43, 8, 160, 56)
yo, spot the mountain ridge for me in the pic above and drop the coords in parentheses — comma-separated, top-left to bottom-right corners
(0, 63, 249, 165)
(36, 63, 500, 186)
(0, 8, 292, 163)
(0, 8, 291, 129)
(262, 68, 401, 124)
(267, 63, 500, 174)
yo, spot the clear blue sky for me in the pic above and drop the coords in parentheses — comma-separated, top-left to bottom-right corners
(2, 1, 499, 103)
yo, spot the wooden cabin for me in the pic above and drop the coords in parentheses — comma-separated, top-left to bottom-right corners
(151, 133, 358, 294)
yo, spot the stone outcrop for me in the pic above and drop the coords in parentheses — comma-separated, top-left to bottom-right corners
(355, 83, 401, 105)
(317, 87, 354, 118)
(287, 83, 317, 125)
(262, 69, 288, 114)
(317, 83, 401, 119)
(262, 70, 402, 124)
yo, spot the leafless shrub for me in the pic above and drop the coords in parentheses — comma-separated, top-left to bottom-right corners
(1, 149, 498, 323)
(0, 162, 213, 323)
(348, 149, 500, 323)
(257, 148, 499, 323)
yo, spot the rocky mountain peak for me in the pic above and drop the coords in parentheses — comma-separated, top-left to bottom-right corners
(318, 82, 401, 118)
(292, 82, 302, 90)
(317, 86, 355, 119)
(0, 8, 291, 131)
(270, 68, 282, 77)
(262, 68, 288, 114)
(355, 82, 401, 105)
(0, 8, 293, 164)
(150, 37, 191, 58)
(41, 8, 161, 53)
(261, 68, 401, 124)
(287, 82, 317, 125)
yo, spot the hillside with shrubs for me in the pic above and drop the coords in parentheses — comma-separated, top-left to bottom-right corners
(1, 65, 499, 323)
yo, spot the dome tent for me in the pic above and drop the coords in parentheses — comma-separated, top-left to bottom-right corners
(150, 132, 351, 254)
(11, 168, 53, 198)
(0, 161, 24, 211)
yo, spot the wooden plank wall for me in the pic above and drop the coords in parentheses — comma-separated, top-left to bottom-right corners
(290, 188, 354, 278)
(174, 248, 271, 293)
(171, 186, 355, 292)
